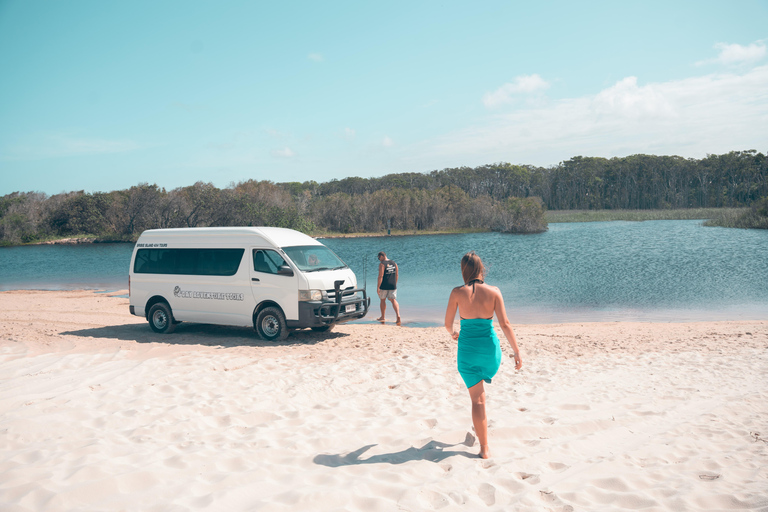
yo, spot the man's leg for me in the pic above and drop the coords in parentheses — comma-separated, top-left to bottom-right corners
(390, 297, 401, 325)
(377, 298, 386, 322)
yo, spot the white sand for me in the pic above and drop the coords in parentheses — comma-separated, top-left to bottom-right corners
(1, 290, 767, 511)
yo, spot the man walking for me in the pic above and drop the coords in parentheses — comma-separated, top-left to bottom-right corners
(376, 251, 401, 325)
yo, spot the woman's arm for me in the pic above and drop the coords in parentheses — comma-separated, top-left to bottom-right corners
(494, 288, 522, 369)
(445, 288, 459, 339)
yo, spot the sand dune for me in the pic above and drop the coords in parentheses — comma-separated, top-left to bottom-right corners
(1, 290, 767, 511)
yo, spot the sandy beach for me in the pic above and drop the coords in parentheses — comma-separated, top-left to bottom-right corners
(1, 290, 766, 511)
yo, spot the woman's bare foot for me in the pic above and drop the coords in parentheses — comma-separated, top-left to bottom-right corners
(396, 317, 401, 326)
(376, 317, 385, 322)
(479, 444, 491, 459)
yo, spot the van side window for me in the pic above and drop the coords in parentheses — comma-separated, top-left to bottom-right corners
(253, 249, 288, 274)
(134, 248, 244, 276)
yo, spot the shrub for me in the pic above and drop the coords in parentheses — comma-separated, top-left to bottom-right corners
(493, 197, 548, 234)
(704, 197, 768, 229)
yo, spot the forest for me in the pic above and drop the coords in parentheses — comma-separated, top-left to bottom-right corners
(1, 150, 766, 246)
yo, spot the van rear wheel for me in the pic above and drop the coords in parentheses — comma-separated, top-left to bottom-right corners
(256, 307, 289, 341)
(148, 302, 176, 334)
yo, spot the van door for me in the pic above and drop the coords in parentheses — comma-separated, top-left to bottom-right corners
(163, 247, 254, 327)
(249, 248, 299, 321)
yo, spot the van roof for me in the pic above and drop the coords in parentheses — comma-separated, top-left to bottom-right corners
(138, 227, 322, 247)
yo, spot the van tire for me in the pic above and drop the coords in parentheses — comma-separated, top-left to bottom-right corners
(148, 302, 176, 334)
(311, 325, 333, 333)
(256, 307, 289, 341)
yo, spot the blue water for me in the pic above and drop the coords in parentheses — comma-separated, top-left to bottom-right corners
(321, 220, 768, 325)
(1, 221, 767, 324)
(0, 243, 133, 291)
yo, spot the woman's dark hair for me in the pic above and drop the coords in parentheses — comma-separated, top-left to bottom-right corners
(461, 251, 485, 284)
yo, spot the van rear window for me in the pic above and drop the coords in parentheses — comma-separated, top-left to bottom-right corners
(133, 248, 245, 276)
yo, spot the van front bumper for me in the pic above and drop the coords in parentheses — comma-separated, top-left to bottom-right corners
(289, 288, 370, 328)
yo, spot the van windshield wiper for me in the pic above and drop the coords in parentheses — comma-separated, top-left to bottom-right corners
(305, 267, 333, 272)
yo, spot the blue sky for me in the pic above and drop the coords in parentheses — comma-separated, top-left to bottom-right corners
(1, 0, 767, 196)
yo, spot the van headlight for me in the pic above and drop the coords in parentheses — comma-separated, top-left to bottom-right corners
(299, 289, 323, 301)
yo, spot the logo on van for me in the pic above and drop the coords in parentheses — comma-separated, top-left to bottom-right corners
(173, 286, 244, 301)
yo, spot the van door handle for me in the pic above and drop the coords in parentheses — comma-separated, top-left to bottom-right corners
(251, 278, 260, 282)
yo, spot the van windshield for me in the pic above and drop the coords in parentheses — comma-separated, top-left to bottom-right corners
(282, 245, 347, 272)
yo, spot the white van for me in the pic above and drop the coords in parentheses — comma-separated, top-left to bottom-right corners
(128, 227, 370, 340)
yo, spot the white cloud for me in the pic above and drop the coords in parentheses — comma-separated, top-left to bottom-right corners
(343, 127, 355, 140)
(308, 53, 324, 62)
(271, 147, 295, 158)
(382, 136, 394, 147)
(697, 41, 767, 66)
(592, 76, 675, 119)
(2, 134, 141, 160)
(417, 65, 768, 168)
(483, 74, 550, 108)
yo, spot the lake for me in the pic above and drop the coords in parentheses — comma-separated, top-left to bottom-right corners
(1, 220, 766, 325)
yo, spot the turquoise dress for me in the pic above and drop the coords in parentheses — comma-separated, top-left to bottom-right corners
(457, 318, 502, 388)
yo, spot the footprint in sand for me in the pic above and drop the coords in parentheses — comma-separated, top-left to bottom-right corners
(163, 455, 187, 469)
(516, 472, 541, 485)
(477, 483, 496, 506)
(548, 462, 569, 472)
(88, 417, 107, 429)
(592, 477, 632, 492)
(631, 409, 663, 416)
(539, 490, 574, 511)
(418, 418, 438, 429)
(417, 489, 450, 509)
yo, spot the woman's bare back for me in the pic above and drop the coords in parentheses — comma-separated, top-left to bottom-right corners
(453, 281, 498, 319)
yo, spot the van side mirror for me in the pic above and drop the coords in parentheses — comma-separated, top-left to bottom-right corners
(277, 265, 294, 276)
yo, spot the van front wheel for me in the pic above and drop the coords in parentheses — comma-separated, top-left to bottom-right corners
(148, 302, 176, 334)
(256, 307, 289, 341)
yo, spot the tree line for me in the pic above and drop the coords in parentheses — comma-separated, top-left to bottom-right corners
(1, 150, 765, 245)
(0, 179, 546, 245)
(289, 150, 767, 210)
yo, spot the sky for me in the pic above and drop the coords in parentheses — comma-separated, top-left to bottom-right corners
(1, 0, 767, 196)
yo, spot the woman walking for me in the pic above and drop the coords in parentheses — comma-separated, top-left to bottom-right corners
(444, 251, 522, 459)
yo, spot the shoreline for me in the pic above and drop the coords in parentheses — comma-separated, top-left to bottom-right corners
(18, 229, 488, 246)
(1, 289, 767, 510)
(1, 288, 766, 326)
(3, 208, 755, 247)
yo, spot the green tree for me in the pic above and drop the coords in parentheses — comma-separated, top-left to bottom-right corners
(46, 192, 112, 236)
